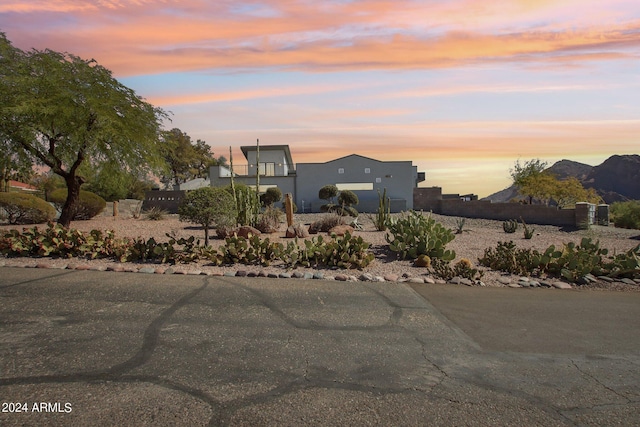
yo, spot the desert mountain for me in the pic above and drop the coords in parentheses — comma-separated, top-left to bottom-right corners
(483, 155, 639, 204)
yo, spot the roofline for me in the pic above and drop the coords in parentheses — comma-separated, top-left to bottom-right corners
(240, 144, 294, 167)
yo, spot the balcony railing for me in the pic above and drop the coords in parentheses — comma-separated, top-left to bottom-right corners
(217, 164, 294, 178)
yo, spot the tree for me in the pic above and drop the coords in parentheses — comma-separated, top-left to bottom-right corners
(178, 187, 237, 246)
(510, 159, 548, 204)
(550, 177, 602, 208)
(0, 33, 168, 227)
(260, 187, 282, 207)
(319, 184, 338, 203)
(338, 190, 359, 207)
(160, 128, 223, 188)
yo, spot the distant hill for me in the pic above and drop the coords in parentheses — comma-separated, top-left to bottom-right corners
(483, 155, 640, 204)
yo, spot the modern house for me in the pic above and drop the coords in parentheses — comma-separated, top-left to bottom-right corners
(208, 145, 425, 213)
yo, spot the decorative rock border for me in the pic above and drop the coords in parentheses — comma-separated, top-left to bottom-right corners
(2, 258, 639, 290)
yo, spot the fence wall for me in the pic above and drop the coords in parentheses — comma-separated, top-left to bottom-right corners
(414, 188, 604, 227)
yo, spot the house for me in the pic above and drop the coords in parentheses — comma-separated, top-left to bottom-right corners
(208, 145, 425, 213)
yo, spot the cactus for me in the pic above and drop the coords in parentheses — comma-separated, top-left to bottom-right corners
(369, 188, 391, 231)
(503, 219, 518, 233)
(385, 210, 456, 261)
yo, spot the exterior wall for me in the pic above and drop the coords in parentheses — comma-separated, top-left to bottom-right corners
(244, 150, 292, 177)
(414, 188, 605, 227)
(208, 168, 296, 201)
(142, 190, 185, 214)
(296, 155, 418, 213)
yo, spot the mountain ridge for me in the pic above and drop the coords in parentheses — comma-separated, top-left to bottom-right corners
(483, 155, 640, 204)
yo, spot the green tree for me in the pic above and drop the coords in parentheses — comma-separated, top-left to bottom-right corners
(0, 139, 33, 192)
(0, 33, 168, 227)
(510, 158, 548, 204)
(319, 184, 338, 203)
(260, 187, 282, 207)
(160, 128, 223, 188)
(178, 187, 237, 246)
(551, 177, 602, 208)
(338, 190, 359, 207)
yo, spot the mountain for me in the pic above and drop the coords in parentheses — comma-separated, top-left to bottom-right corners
(483, 155, 640, 204)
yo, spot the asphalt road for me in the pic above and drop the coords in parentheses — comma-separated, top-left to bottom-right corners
(1, 267, 639, 426)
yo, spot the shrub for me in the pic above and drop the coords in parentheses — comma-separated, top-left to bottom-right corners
(369, 188, 391, 231)
(338, 190, 359, 207)
(610, 201, 640, 230)
(0, 192, 56, 224)
(256, 205, 283, 233)
(308, 213, 346, 234)
(385, 210, 456, 261)
(144, 207, 167, 221)
(319, 184, 338, 203)
(178, 187, 237, 246)
(49, 189, 106, 220)
(228, 183, 260, 227)
(260, 187, 282, 207)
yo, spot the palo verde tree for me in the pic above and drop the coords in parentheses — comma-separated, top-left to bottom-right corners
(510, 158, 548, 204)
(0, 33, 168, 227)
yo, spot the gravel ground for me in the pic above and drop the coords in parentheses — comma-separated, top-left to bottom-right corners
(2, 212, 639, 291)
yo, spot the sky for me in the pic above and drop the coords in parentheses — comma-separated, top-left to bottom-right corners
(1, 0, 639, 197)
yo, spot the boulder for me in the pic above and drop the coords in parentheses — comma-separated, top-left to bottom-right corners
(286, 224, 309, 238)
(328, 225, 354, 236)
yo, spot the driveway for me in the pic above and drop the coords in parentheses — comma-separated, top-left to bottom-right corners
(1, 267, 639, 426)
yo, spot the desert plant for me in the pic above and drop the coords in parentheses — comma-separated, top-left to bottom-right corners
(478, 241, 537, 276)
(232, 184, 261, 227)
(178, 187, 237, 246)
(255, 205, 283, 233)
(385, 210, 456, 261)
(455, 218, 468, 234)
(610, 200, 640, 230)
(503, 219, 518, 233)
(0, 192, 56, 224)
(431, 258, 483, 281)
(521, 217, 535, 239)
(308, 213, 346, 234)
(49, 189, 106, 220)
(144, 206, 168, 221)
(369, 188, 391, 231)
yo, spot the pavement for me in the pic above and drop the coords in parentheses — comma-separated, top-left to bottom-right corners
(0, 267, 639, 426)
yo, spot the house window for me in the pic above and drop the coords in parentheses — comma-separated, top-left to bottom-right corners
(364, 168, 371, 174)
(338, 168, 345, 174)
(375, 177, 382, 183)
(259, 162, 275, 176)
(336, 183, 374, 191)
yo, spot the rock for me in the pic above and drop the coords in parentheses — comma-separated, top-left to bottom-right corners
(498, 277, 512, 285)
(267, 273, 279, 278)
(408, 277, 424, 284)
(223, 271, 236, 277)
(335, 274, 349, 281)
(328, 225, 354, 236)
(279, 272, 292, 279)
(89, 265, 107, 272)
(508, 283, 522, 288)
(236, 226, 261, 238)
(621, 278, 637, 285)
(138, 267, 156, 274)
(552, 281, 572, 289)
(162, 267, 175, 275)
(359, 273, 374, 282)
(303, 272, 314, 280)
(235, 270, 248, 277)
(313, 272, 324, 280)
(539, 280, 553, 288)
(598, 276, 614, 282)
(384, 274, 399, 282)
(423, 277, 436, 284)
(292, 271, 305, 279)
(373, 276, 385, 282)
(285, 224, 309, 238)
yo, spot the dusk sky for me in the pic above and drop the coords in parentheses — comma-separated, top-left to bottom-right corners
(1, 0, 639, 197)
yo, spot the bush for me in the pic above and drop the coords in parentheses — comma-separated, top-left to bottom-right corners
(260, 187, 282, 207)
(49, 189, 106, 220)
(611, 201, 640, 229)
(308, 213, 346, 234)
(144, 207, 167, 221)
(179, 187, 237, 246)
(338, 190, 359, 207)
(319, 184, 338, 202)
(256, 205, 283, 233)
(0, 192, 56, 224)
